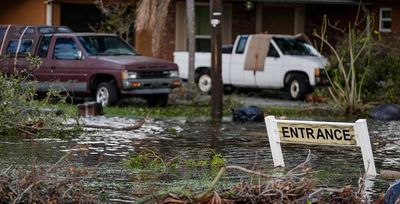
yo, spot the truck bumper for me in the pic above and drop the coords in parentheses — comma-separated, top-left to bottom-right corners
(121, 78, 181, 95)
(314, 68, 330, 87)
(315, 76, 330, 86)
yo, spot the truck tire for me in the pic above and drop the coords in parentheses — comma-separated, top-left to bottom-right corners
(146, 94, 168, 107)
(95, 82, 118, 107)
(196, 71, 212, 93)
(288, 75, 308, 100)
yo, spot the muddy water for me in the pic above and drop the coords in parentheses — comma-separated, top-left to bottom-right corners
(0, 116, 399, 201)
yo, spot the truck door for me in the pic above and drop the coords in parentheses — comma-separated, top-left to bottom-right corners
(48, 37, 88, 94)
(255, 42, 283, 88)
(230, 35, 255, 87)
(33, 35, 53, 92)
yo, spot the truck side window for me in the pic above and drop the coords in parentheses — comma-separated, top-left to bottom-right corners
(236, 36, 248, 54)
(267, 44, 279, 58)
(0, 28, 5, 46)
(38, 36, 52, 58)
(6, 39, 33, 55)
(53, 38, 80, 60)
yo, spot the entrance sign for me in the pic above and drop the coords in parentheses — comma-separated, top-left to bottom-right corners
(265, 116, 377, 176)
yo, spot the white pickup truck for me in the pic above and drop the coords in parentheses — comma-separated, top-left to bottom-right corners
(174, 34, 329, 100)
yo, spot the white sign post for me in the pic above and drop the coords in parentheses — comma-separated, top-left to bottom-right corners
(265, 116, 377, 176)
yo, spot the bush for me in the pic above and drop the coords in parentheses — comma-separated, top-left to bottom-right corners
(313, 15, 374, 114)
(363, 36, 400, 103)
(0, 55, 79, 138)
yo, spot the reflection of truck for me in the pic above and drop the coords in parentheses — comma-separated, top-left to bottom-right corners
(0, 25, 181, 107)
(174, 34, 329, 100)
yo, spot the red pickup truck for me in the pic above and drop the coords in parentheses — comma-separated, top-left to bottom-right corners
(0, 25, 181, 107)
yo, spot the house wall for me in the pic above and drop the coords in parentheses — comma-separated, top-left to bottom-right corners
(0, 0, 46, 25)
(371, 2, 400, 35)
(231, 3, 256, 39)
(304, 4, 360, 46)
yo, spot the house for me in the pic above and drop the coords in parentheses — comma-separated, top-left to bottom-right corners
(138, 0, 400, 60)
(0, 0, 399, 61)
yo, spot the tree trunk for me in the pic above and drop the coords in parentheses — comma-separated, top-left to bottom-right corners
(186, 0, 196, 100)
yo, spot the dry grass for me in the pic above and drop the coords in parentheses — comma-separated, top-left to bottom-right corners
(0, 153, 96, 203)
(136, 0, 172, 55)
(154, 151, 368, 204)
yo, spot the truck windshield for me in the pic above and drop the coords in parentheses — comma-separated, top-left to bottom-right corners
(273, 37, 317, 56)
(78, 36, 137, 56)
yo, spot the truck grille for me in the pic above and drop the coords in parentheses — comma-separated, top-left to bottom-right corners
(137, 71, 170, 79)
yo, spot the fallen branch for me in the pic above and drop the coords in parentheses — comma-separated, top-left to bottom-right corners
(1, 165, 13, 175)
(287, 149, 312, 176)
(194, 165, 271, 201)
(308, 187, 344, 199)
(226, 165, 270, 178)
(81, 120, 145, 131)
(46, 152, 71, 174)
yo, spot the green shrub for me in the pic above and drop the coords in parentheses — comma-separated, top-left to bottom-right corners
(363, 37, 400, 103)
(0, 55, 79, 138)
(313, 13, 376, 114)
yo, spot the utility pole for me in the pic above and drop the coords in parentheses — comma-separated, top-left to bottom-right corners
(186, 0, 195, 100)
(210, 0, 223, 122)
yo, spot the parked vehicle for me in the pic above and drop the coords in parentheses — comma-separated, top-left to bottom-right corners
(0, 25, 181, 107)
(174, 34, 329, 100)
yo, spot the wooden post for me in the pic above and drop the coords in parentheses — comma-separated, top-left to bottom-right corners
(210, 0, 223, 122)
(355, 119, 377, 176)
(186, 0, 196, 100)
(265, 116, 285, 167)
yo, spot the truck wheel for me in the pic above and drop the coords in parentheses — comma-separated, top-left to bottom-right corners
(197, 72, 212, 93)
(288, 75, 307, 100)
(146, 94, 168, 107)
(95, 82, 118, 107)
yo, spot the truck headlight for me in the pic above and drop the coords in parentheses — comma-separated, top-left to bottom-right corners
(122, 70, 137, 80)
(170, 70, 179, 78)
(314, 68, 321, 77)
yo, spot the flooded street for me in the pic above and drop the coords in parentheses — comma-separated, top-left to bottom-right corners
(0, 116, 399, 201)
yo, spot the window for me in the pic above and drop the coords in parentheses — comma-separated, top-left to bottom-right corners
(0, 28, 5, 45)
(273, 37, 316, 56)
(38, 36, 52, 58)
(39, 27, 56, 34)
(53, 38, 80, 60)
(195, 5, 211, 52)
(236, 36, 248, 54)
(78, 36, 136, 56)
(19, 27, 35, 34)
(6, 39, 33, 55)
(379, 8, 392, 32)
(222, 45, 233, 54)
(57, 26, 73, 33)
(267, 44, 279, 57)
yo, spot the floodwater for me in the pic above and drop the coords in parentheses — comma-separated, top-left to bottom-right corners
(0, 116, 399, 202)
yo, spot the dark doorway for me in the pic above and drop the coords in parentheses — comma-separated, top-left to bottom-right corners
(60, 3, 103, 32)
(262, 7, 295, 35)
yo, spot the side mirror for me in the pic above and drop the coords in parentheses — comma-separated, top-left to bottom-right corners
(76, 50, 84, 60)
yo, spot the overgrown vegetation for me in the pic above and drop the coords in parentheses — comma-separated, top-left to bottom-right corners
(313, 14, 375, 114)
(0, 55, 80, 138)
(91, 0, 135, 43)
(314, 10, 400, 113)
(0, 165, 96, 203)
(124, 150, 369, 203)
(124, 149, 226, 172)
(363, 36, 400, 104)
